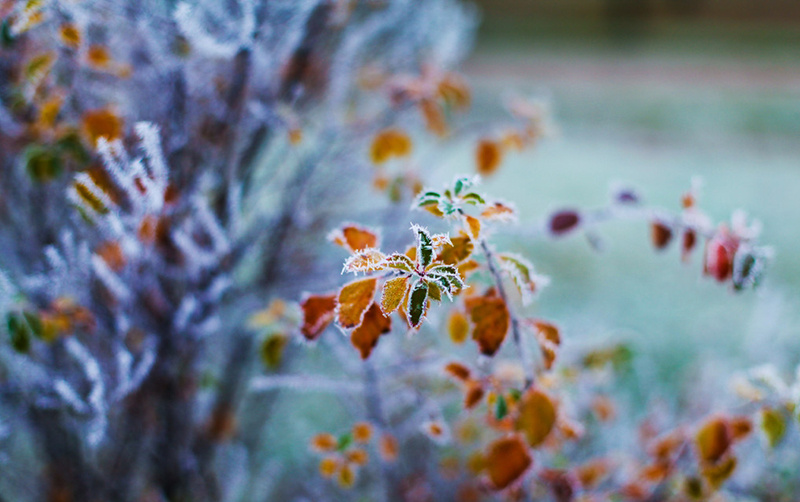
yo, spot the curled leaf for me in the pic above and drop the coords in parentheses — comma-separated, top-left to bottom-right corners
(350, 304, 391, 359)
(337, 278, 377, 329)
(343, 248, 386, 274)
(481, 202, 516, 222)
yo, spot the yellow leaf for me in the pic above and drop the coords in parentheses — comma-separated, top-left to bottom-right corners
(702, 455, 737, 490)
(350, 303, 391, 359)
(337, 278, 377, 329)
(485, 435, 532, 490)
(761, 407, 786, 448)
(259, 333, 288, 369)
(370, 128, 412, 164)
(381, 276, 408, 315)
(59, 23, 81, 48)
(696, 417, 731, 465)
(447, 310, 469, 344)
(438, 235, 473, 265)
(516, 388, 557, 448)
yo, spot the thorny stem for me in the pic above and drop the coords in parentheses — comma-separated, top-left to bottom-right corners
(478, 238, 536, 389)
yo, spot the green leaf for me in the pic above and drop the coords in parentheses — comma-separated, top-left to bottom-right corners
(7, 313, 31, 354)
(461, 192, 485, 205)
(413, 225, 433, 268)
(762, 408, 786, 448)
(454, 177, 473, 196)
(1, 20, 14, 48)
(496, 394, 508, 420)
(22, 311, 42, 339)
(24, 146, 62, 182)
(337, 433, 353, 451)
(407, 280, 429, 329)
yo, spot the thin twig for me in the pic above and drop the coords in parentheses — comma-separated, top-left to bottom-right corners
(478, 238, 536, 389)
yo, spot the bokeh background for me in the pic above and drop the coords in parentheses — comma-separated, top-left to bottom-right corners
(452, 0, 800, 393)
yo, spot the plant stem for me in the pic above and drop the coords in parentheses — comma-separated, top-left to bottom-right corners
(478, 239, 536, 389)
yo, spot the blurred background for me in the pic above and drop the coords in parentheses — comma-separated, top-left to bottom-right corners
(450, 0, 800, 395)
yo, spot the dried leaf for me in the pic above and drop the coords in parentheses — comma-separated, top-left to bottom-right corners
(342, 248, 386, 273)
(420, 98, 447, 137)
(337, 278, 378, 329)
(259, 333, 288, 369)
(485, 435, 532, 490)
(516, 388, 557, 448)
(651, 221, 673, 250)
(702, 455, 737, 490)
(350, 304, 391, 359)
(481, 202, 517, 222)
(381, 276, 408, 315)
(465, 215, 481, 240)
(370, 128, 412, 164)
(444, 362, 471, 381)
(329, 224, 380, 252)
(465, 294, 509, 356)
(695, 417, 731, 465)
(448, 310, 469, 344)
(379, 434, 398, 462)
(407, 280, 429, 329)
(438, 235, 474, 265)
(464, 381, 485, 410)
(549, 210, 581, 236)
(82, 108, 123, 146)
(300, 294, 337, 340)
(475, 139, 503, 176)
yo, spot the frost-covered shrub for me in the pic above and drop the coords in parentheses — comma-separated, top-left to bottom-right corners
(0, 1, 786, 501)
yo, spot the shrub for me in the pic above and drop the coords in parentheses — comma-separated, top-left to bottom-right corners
(0, 1, 785, 501)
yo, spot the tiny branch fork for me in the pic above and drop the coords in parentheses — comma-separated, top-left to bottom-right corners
(478, 238, 536, 389)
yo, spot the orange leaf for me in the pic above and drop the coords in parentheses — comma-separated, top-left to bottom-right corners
(444, 362, 471, 382)
(350, 303, 391, 359)
(485, 435, 532, 490)
(465, 295, 509, 356)
(96, 241, 126, 271)
(420, 98, 447, 137)
(465, 215, 481, 240)
(300, 294, 337, 341)
(481, 202, 516, 222)
(475, 139, 503, 176)
(381, 276, 408, 315)
(515, 388, 557, 448)
(352, 422, 373, 443)
(337, 278, 378, 329)
(329, 223, 380, 252)
(87, 45, 111, 68)
(464, 381, 485, 410)
(379, 433, 398, 462)
(310, 433, 338, 452)
(574, 458, 610, 489)
(82, 108, 123, 146)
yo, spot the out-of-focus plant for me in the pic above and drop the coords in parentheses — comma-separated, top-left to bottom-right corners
(0, 0, 785, 501)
